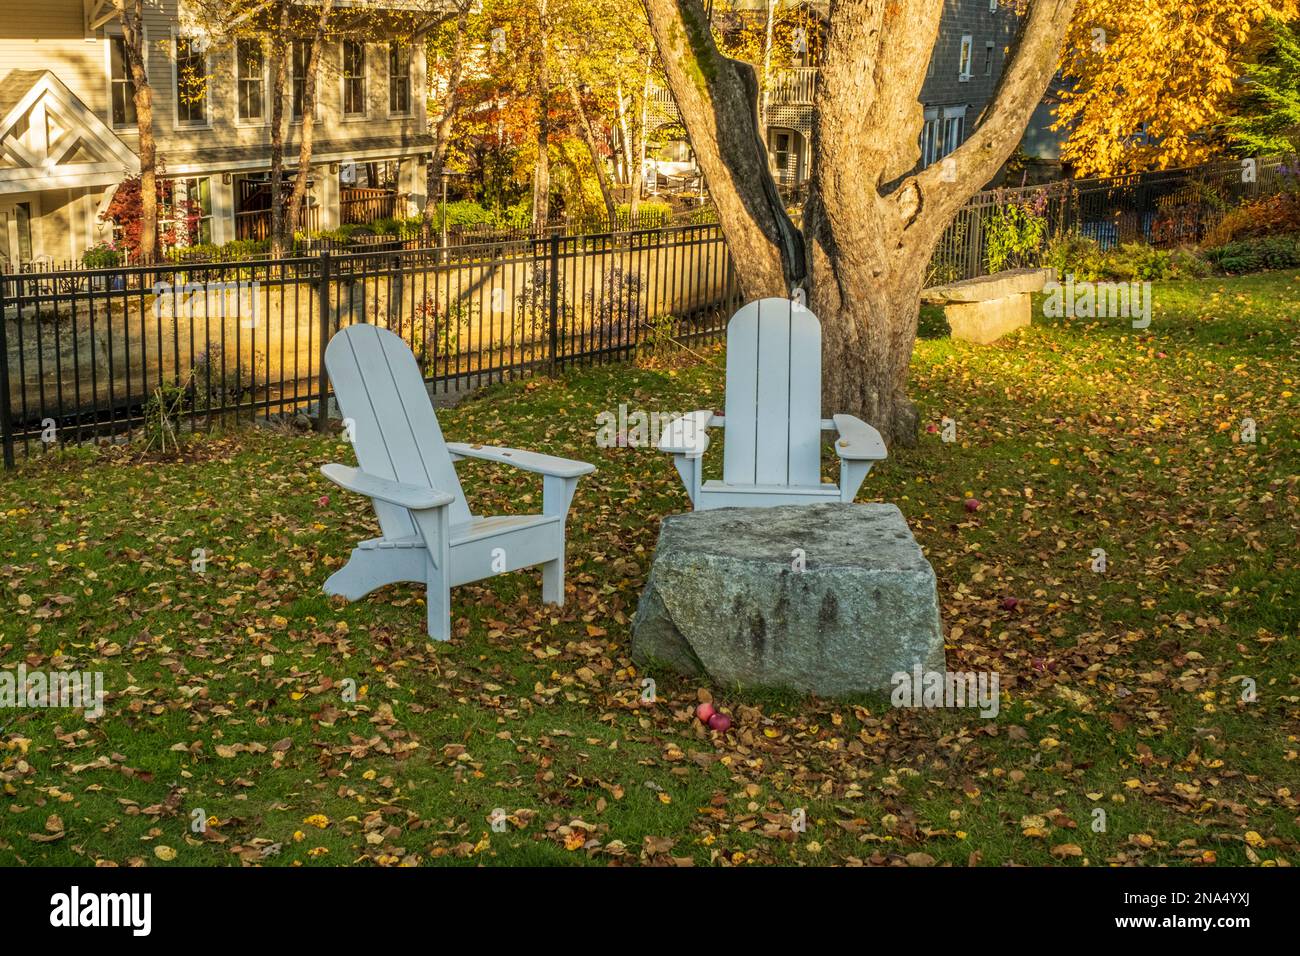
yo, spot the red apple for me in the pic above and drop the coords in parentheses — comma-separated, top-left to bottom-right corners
(926, 423, 939, 434)
(964, 498, 981, 512)
(708, 712, 732, 732)
(1001, 596, 1019, 610)
(318, 495, 330, 507)
(695, 701, 716, 723)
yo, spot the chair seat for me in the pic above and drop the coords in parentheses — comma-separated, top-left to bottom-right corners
(699, 481, 840, 497)
(358, 513, 559, 552)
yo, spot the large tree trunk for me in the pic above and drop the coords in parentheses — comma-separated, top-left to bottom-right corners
(423, 0, 471, 239)
(284, 0, 334, 252)
(268, 2, 289, 257)
(118, 0, 156, 262)
(644, 0, 1077, 445)
(569, 82, 618, 226)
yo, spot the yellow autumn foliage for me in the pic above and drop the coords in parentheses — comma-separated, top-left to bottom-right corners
(1057, 0, 1299, 175)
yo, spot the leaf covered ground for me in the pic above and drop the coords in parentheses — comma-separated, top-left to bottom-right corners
(2, 271, 1298, 866)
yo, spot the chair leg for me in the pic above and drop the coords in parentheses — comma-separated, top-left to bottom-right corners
(425, 559, 451, 641)
(411, 507, 453, 642)
(324, 547, 425, 601)
(541, 558, 564, 606)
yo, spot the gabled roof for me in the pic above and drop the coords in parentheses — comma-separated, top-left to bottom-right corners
(0, 69, 139, 196)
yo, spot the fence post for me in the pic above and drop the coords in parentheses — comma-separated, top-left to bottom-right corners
(547, 233, 560, 376)
(316, 251, 331, 432)
(0, 274, 13, 469)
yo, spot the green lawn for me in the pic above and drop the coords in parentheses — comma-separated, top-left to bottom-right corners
(2, 270, 1298, 867)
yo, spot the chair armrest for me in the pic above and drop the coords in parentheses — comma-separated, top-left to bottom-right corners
(321, 463, 454, 511)
(658, 410, 714, 458)
(446, 442, 595, 479)
(832, 414, 887, 461)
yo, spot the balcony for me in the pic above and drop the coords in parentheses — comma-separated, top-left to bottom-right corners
(767, 67, 818, 107)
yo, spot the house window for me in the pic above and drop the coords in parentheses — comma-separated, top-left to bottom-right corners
(175, 36, 209, 126)
(342, 40, 366, 116)
(163, 177, 213, 246)
(943, 111, 965, 155)
(984, 41, 995, 76)
(958, 36, 973, 81)
(109, 36, 137, 128)
(388, 42, 411, 115)
(921, 110, 940, 166)
(771, 130, 793, 185)
(236, 39, 266, 122)
(989, 0, 998, 10)
(292, 39, 311, 120)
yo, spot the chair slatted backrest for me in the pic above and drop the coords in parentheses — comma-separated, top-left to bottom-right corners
(722, 297, 823, 488)
(325, 324, 473, 535)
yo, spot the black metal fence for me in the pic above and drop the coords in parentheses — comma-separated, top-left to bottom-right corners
(0, 224, 739, 466)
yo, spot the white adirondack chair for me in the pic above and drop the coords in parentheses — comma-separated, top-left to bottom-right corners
(658, 297, 886, 509)
(320, 323, 595, 641)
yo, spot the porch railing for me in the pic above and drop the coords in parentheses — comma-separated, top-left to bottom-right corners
(341, 187, 401, 224)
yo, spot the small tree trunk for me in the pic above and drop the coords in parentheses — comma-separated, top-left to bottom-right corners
(268, 2, 290, 257)
(284, 0, 334, 251)
(760, 0, 777, 131)
(119, 0, 156, 262)
(423, 0, 471, 240)
(615, 79, 633, 188)
(633, 57, 651, 215)
(569, 83, 618, 227)
(532, 0, 552, 227)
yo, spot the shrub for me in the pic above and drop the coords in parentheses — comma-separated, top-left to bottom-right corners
(82, 242, 122, 269)
(616, 201, 672, 229)
(1043, 232, 1106, 280)
(167, 239, 270, 263)
(586, 267, 645, 343)
(1202, 192, 1300, 249)
(1202, 233, 1300, 273)
(1043, 234, 1211, 282)
(984, 190, 1049, 273)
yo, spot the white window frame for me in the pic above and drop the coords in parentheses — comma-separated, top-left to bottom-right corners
(942, 105, 968, 157)
(235, 37, 269, 126)
(104, 28, 146, 131)
(290, 38, 322, 124)
(958, 35, 973, 82)
(984, 41, 996, 76)
(162, 176, 213, 247)
(341, 39, 367, 119)
(989, 0, 998, 11)
(387, 41, 412, 117)
(920, 108, 940, 167)
(171, 30, 212, 130)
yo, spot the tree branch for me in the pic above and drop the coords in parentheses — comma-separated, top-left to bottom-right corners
(911, 0, 1079, 236)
